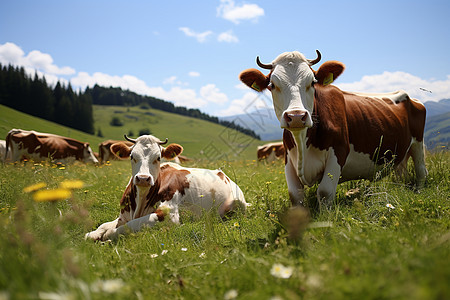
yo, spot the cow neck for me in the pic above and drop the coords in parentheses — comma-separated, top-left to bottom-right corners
(133, 175, 162, 219)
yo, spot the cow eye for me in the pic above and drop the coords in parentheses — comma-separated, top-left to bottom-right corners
(130, 154, 134, 160)
(157, 157, 161, 161)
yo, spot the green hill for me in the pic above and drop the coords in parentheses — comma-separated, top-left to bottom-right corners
(0, 104, 261, 160)
(425, 111, 450, 150)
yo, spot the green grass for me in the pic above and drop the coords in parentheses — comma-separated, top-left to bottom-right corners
(0, 151, 448, 299)
(0, 104, 262, 160)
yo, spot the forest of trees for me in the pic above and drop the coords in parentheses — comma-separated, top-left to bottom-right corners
(0, 63, 260, 139)
(0, 64, 94, 133)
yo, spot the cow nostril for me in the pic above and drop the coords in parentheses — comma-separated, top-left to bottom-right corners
(284, 113, 292, 123)
(301, 113, 307, 121)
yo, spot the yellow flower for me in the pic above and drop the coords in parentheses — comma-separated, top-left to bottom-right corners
(60, 180, 84, 189)
(33, 188, 72, 202)
(233, 222, 240, 228)
(23, 182, 47, 193)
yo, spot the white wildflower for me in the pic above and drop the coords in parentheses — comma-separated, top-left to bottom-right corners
(150, 254, 158, 258)
(386, 203, 395, 209)
(161, 250, 168, 255)
(91, 279, 124, 293)
(181, 247, 188, 252)
(199, 252, 206, 258)
(224, 289, 238, 300)
(270, 263, 293, 279)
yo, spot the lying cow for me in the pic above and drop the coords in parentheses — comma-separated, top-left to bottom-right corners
(257, 142, 284, 163)
(5, 129, 98, 164)
(240, 50, 427, 207)
(86, 135, 247, 241)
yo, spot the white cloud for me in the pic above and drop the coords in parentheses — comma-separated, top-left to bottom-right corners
(219, 90, 272, 116)
(218, 30, 239, 43)
(200, 84, 229, 104)
(217, 0, 264, 24)
(0, 42, 75, 75)
(163, 76, 178, 85)
(336, 71, 450, 102)
(189, 71, 200, 77)
(179, 27, 213, 43)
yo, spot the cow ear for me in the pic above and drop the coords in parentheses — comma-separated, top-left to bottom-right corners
(239, 68, 270, 92)
(110, 142, 132, 159)
(314, 61, 345, 86)
(162, 143, 183, 159)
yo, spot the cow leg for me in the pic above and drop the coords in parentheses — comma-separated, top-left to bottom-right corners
(85, 218, 119, 241)
(409, 139, 428, 189)
(285, 160, 305, 206)
(317, 155, 341, 208)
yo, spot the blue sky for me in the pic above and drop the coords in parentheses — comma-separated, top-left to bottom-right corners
(1, 0, 449, 117)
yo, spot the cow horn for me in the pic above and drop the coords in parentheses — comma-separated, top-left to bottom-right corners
(256, 56, 273, 69)
(308, 50, 322, 66)
(124, 134, 136, 143)
(158, 138, 168, 145)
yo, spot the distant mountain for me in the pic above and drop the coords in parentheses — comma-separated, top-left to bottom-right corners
(424, 99, 450, 118)
(424, 111, 450, 150)
(221, 108, 282, 141)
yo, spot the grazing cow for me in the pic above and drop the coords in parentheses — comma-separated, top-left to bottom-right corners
(5, 129, 98, 164)
(257, 142, 284, 163)
(98, 139, 134, 162)
(239, 50, 427, 207)
(0, 140, 12, 162)
(85, 135, 247, 241)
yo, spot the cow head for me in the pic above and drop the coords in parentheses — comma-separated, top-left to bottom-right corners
(239, 50, 345, 131)
(83, 143, 99, 163)
(111, 135, 183, 189)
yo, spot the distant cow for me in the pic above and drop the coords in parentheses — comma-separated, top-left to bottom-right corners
(85, 135, 247, 241)
(5, 129, 98, 164)
(98, 139, 134, 162)
(0, 140, 12, 162)
(240, 50, 427, 207)
(257, 142, 284, 163)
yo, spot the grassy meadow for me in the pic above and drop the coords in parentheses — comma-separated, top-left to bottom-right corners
(0, 150, 449, 299)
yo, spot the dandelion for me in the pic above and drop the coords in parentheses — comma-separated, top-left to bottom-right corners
(33, 188, 72, 202)
(60, 179, 84, 189)
(224, 289, 238, 300)
(386, 203, 395, 209)
(181, 247, 188, 252)
(265, 181, 272, 185)
(161, 250, 168, 255)
(23, 182, 47, 193)
(270, 263, 293, 279)
(150, 254, 158, 258)
(233, 222, 240, 228)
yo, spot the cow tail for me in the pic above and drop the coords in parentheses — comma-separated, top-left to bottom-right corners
(4, 131, 11, 162)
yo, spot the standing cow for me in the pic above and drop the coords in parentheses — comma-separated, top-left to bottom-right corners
(239, 50, 427, 207)
(5, 129, 98, 163)
(86, 135, 247, 241)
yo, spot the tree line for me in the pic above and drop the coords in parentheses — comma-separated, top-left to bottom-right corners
(0, 63, 260, 139)
(0, 64, 94, 134)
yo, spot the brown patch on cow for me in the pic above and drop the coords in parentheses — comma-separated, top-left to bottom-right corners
(158, 164, 191, 201)
(155, 209, 165, 222)
(120, 180, 137, 214)
(283, 130, 296, 164)
(239, 68, 270, 92)
(257, 142, 284, 161)
(216, 171, 230, 184)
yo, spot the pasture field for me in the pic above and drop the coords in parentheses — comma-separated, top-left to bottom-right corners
(0, 151, 448, 300)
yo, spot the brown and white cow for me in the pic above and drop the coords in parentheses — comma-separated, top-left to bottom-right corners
(240, 50, 427, 207)
(98, 139, 134, 162)
(257, 142, 284, 163)
(85, 135, 247, 241)
(5, 129, 98, 164)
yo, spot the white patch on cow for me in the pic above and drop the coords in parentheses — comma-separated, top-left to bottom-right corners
(341, 144, 380, 181)
(346, 90, 408, 104)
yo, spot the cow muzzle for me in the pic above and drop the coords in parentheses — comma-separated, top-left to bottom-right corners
(282, 110, 311, 129)
(134, 174, 154, 187)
